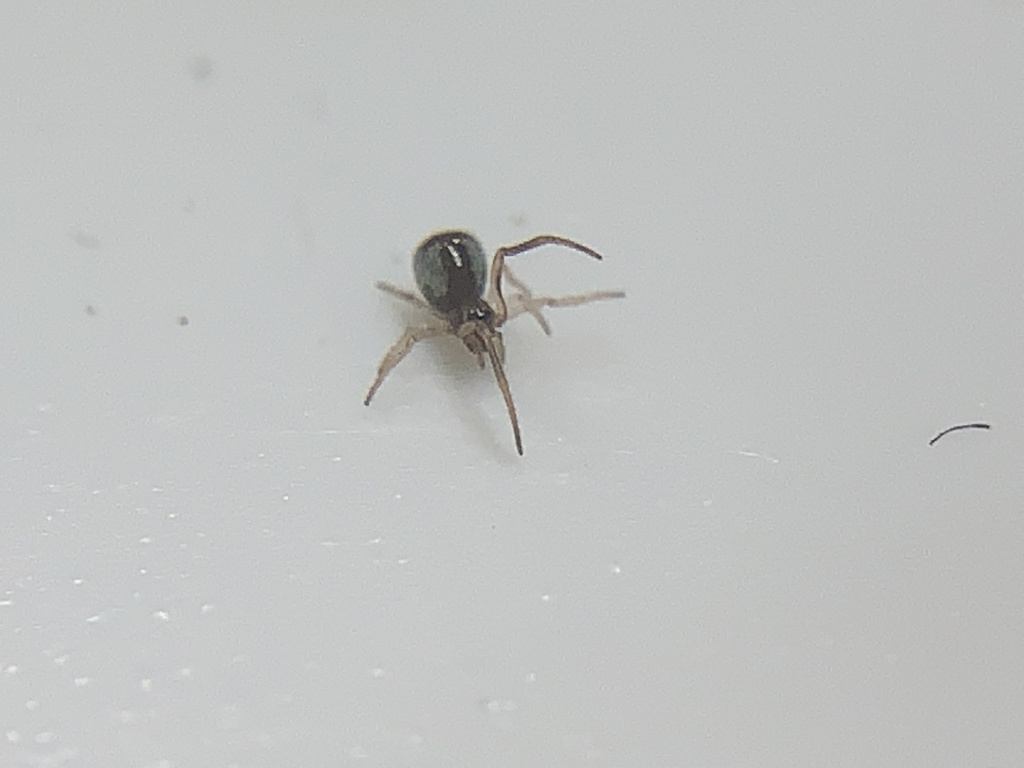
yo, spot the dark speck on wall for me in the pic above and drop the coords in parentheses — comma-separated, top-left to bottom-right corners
(188, 55, 213, 82)
(72, 231, 101, 249)
(178, 315, 189, 326)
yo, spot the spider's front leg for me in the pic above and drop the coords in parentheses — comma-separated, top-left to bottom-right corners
(364, 323, 448, 406)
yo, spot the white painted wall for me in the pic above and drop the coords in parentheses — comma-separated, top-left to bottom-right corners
(2, 4, 1022, 766)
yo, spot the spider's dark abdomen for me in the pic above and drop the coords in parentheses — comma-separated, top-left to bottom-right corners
(413, 231, 487, 314)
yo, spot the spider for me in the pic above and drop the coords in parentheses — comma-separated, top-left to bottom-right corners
(363, 230, 625, 455)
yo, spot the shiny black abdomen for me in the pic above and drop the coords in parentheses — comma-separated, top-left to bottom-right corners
(413, 231, 488, 315)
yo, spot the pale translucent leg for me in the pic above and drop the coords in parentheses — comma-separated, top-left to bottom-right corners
(375, 281, 433, 312)
(502, 265, 552, 334)
(376, 280, 497, 367)
(502, 265, 625, 335)
(364, 323, 448, 406)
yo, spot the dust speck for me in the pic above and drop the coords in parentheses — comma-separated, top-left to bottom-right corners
(71, 231, 101, 249)
(188, 55, 214, 81)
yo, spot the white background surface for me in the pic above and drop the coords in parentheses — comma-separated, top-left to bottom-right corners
(2, 4, 1022, 766)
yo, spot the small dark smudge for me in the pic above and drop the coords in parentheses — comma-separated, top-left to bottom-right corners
(72, 231, 101, 249)
(85, 305, 97, 316)
(178, 315, 189, 326)
(188, 55, 213, 82)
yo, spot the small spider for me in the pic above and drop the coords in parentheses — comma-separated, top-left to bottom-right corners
(363, 230, 625, 455)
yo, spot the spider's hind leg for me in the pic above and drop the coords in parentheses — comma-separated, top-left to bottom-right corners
(502, 265, 626, 334)
(375, 281, 433, 312)
(502, 265, 552, 335)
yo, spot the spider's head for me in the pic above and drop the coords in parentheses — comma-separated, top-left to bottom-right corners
(454, 299, 502, 356)
(448, 298, 494, 331)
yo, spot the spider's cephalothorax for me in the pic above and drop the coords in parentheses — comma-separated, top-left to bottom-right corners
(364, 229, 625, 455)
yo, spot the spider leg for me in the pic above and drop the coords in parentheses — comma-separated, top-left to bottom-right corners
(522, 289, 627, 310)
(375, 281, 434, 313)
(502, 265, 552, 335)
(483, 331, 522, 455)
(488, 235, 606, 325)
(364, 323, 448, 406)
(497, 235, 604, 261)
(504, 283, 626, 333)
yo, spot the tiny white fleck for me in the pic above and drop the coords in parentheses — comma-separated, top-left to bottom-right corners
(73, 677, 91, 687)
(446, 242, 463, 267)
(141, 678, 153, 692)
(153, 611, 170, 622)
(730, 449, 779, 464)
(6, 730, 21, 743)
(485, 699, 517, 713)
